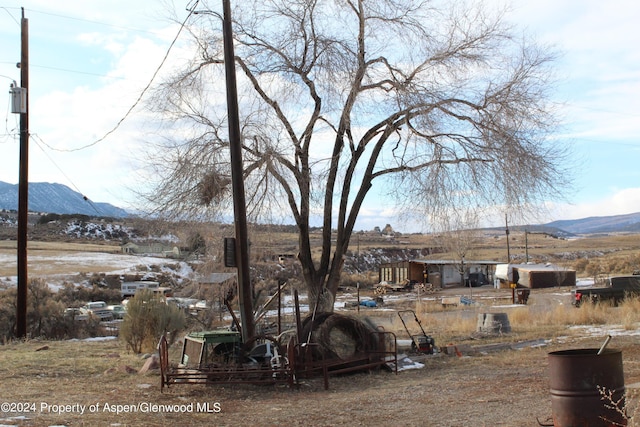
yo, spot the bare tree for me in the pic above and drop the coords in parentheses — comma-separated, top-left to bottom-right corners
(432, 209, 482, 289)
(143, 0, 569, 312)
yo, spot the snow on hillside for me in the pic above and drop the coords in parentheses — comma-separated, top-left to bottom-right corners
(65, 221, 131, 240)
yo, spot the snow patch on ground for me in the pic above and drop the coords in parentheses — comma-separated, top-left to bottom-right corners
(0, 252, 194, 288)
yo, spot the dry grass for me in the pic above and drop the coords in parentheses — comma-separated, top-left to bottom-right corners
(2, 278, 640, 426)
(369, 290, 640, 350)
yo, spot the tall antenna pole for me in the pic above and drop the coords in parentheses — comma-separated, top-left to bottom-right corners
(222, 0, 255, 342)
(16, 8, 29, 338)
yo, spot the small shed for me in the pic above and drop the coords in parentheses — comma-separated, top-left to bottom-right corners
(494, 263, 576, 289)
(121, 242, 181, 257)
(379, 259, 499, 288)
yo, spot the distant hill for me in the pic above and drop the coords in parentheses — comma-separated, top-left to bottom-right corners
(544, 212, 640, 234)
(0, 181, 128, 218)
(496, 212, 640, 236)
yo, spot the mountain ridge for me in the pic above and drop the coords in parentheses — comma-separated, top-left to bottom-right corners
(544, 211, 640, 234)
(0, 181, 128, 218)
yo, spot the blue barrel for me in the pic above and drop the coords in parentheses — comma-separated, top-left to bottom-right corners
(549, 348, 626, 426)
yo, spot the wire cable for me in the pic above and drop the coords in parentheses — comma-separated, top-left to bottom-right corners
(26, 8, 157, 35)
(0, 6, 20, 26)
(53, 2, 200, 153)
(30, 133, 102, 216)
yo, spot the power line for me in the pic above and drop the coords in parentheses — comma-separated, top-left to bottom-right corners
(25, 63, 132, 81)
(0, 7, 20, 26)
(2, 5, 199, 152)
(2, 6, 157, 35)
(30, 133, 102, 216)
(49, 3, 199, 153)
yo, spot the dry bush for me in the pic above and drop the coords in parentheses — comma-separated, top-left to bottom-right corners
(396, 293, 640, 347)
(56, 282, 121, 307)
(506, 302, 611, 333)
(568, 301, 613, 325)
(0, 278, 106, 341)
(341, 272, 377, 289)
(503, 306, 534, 327)
(618, 298, 640, 330)
(120, 290, 186, 353)
(574, 252, 640, 277)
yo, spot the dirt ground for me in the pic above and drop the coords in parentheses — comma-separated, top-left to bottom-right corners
(155, 335, 640, 427)
(1, 331, 639, 427)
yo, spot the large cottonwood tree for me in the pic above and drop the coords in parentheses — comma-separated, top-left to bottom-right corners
(145, 0, 568, 312)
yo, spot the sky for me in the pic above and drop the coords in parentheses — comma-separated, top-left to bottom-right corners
(0, 0, 639, 232)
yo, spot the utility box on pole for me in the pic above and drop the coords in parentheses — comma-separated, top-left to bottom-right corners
(10, 84, 27, 114)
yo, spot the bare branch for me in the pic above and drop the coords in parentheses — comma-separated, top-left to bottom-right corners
(142, 0, 569, 311)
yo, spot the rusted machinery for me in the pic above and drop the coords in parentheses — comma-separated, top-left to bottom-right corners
(159, 291, 398, 391)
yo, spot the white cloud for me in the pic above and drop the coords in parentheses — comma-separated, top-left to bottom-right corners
(547, 188, 640, 221)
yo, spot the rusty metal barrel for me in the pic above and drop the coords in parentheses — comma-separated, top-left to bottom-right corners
(548, 348, 626, 427)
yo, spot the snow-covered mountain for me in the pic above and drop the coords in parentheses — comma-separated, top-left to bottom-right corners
(0, 181, 128, 218)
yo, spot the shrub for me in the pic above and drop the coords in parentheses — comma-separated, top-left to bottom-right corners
(0, 278, 104, 341)
(120, 290, 186, 353)
(56, 282, 121, 307)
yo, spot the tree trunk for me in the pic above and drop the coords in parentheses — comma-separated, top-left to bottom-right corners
(307, 284, 335, 314)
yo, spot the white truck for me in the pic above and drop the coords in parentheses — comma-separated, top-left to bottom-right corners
(82, 301, 114, 321)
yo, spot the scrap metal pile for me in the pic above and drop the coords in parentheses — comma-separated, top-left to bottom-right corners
(159, 292, 399, 390)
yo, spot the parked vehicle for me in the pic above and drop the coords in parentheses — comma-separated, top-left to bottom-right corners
(573, 275, 640, 307)
(107, 304, 126, 319)
(121, 281, 173, 299)
(63, 307, 90, 321)
(82, 301, 114, 321)
(466, 272, 488, 287)
(120, 280, 160, 298)
(189, 300, 209, 311)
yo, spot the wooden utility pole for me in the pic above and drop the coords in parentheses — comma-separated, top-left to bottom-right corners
(222, 0, 255, 342)
(16, 8, 29, 338)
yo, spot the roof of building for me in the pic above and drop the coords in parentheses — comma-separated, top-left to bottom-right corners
(410, 259, 501, 265)
(198, 272, 237, 284)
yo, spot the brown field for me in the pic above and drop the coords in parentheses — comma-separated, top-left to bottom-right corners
(0, 241, 122, 277)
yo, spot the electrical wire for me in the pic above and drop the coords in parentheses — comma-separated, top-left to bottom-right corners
(0, 6, 20, 26)
(51, 1, 200, 153)
(1, 3, 200, 216)
(30, 133, 102, 216)
(26, 8, 158, 35)
(32, 64, 132, 81)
